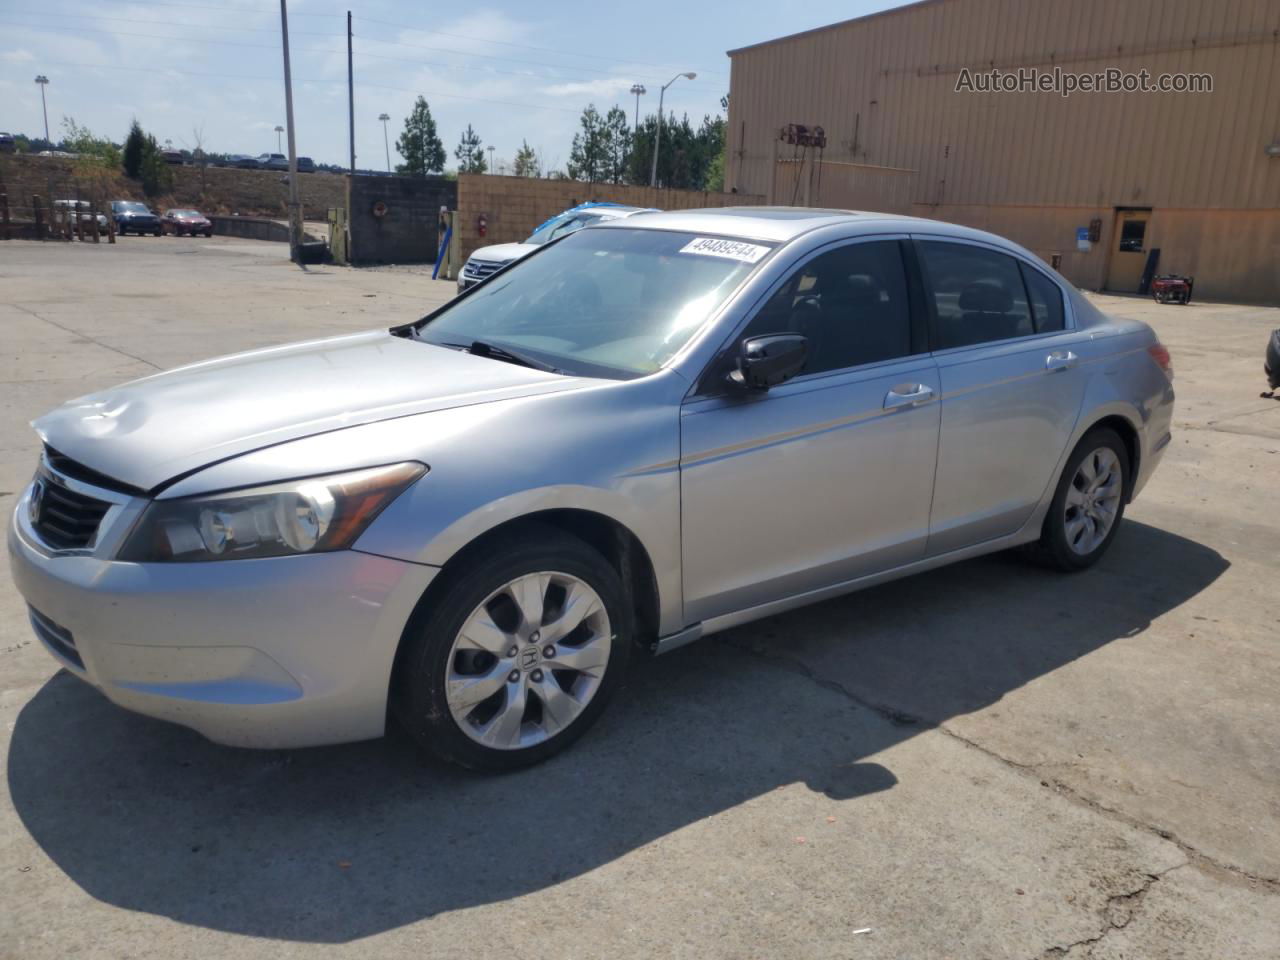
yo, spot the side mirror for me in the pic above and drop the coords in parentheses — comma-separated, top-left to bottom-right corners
(728, 334, 809, 390)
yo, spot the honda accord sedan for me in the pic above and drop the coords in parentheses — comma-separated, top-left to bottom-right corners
(7, 208, 1174, 770)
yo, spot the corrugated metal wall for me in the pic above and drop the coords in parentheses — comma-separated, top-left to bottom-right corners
(727, 0, 1280, 211)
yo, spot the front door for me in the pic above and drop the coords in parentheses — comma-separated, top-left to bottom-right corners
(1106, 210, 1151, 293)
(679, 238, 940, 624)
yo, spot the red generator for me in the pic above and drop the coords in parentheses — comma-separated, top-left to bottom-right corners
(1151, 274, 1194, 304)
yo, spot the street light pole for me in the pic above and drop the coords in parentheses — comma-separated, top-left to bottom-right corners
(274, 125, 284, 152)
(487, 144, 495, 174)
(649, 72, 695, 188)
(378, 113, 391, 172)
(629, 83, 646, 132)
(278, 0, 303, 263)
(34, 75, 50, 144)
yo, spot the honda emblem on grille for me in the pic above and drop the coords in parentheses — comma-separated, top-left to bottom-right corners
(28, 479, 44, 524)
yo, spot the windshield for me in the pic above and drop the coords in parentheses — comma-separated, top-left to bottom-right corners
(118, 202, 150, 213)
(417, 228, 773, 378)
(525, 211, 609, 246)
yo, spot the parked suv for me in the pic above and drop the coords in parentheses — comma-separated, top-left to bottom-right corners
(256, 153, 289, 171)
(457, 202, 656, 292)
(110, 200, 162, 236)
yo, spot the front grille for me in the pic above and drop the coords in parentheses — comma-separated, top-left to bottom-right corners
(29, 607, 84, 670)
(32, 477, 112, 550)
(44, 446, 139, 495)
(464, 259, 503, 281)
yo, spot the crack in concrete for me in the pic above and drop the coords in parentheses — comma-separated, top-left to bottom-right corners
(723, 637, 1280, 894)
(11, 303, 162, 371)
(1035, 863, 1185, 959)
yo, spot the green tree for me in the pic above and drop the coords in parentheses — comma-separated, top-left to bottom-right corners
(62, 117, 121, 169)
(567, 104, 607, 182)
(453, 123, 486, 174)
(123, 119, 146, 178)
(139, 134, 173, 197)
(395, 96, 445, 176)
(601, 106, 630, 184)
(512, 139, 540, 177)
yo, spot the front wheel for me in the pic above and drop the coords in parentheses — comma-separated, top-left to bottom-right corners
(393, 527, 632, 770)
(1031, 428, 1129, 571)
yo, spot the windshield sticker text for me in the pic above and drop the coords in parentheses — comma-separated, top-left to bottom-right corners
(679, 238, 771, 263)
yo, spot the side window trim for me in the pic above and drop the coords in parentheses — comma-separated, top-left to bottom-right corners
(910, 234, 1076, 354)
(691, 233, 921, 396)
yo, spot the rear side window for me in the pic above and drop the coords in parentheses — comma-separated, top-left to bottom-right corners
(918, 241, 1034, 349)
(1019, 262, 1066, 333)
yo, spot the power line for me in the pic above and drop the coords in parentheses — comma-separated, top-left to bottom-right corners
(13, 5, 728, 79)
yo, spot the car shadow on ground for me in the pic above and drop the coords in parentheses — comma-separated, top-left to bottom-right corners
(7, 521, 1226, 942)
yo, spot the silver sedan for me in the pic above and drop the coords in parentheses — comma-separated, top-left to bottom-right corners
(7, 208, 1175, 770)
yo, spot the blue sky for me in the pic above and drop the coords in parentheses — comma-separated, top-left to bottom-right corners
(0, 0, 900, 171)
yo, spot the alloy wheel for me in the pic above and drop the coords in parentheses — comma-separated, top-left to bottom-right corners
(1064, 447, 1123, 555)
(445, 571, 612, 750)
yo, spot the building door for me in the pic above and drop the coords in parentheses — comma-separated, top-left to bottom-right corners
(1105, 209, 1152, 293)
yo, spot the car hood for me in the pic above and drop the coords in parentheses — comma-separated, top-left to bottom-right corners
(468, 243, 537, 265)
(33, 330, 587, 491)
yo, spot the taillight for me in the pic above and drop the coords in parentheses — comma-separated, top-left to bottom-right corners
(1148, 342, 1173, 379)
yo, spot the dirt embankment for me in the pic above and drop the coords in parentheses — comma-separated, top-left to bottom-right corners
(0, 153, 345, 220)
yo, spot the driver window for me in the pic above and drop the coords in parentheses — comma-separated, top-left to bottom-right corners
(739, 241, 913, 374)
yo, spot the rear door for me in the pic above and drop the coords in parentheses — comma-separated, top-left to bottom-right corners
(679, 236, 940, 623)
(914, 237, 1089, 556)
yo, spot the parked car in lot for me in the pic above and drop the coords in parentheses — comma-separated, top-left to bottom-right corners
(110, 200, 162, 235)
(160, 149, 184, 165)
(8, 208, 1175, 770)
(457, 202, 656, 292)
(161, 208, 214, 237)
(0, 132, 15, 154)
(230, 154, 259, 169)
(52, 199, 109, 233)
(256, 152, 289, 171)
(296, 156, 315, 173)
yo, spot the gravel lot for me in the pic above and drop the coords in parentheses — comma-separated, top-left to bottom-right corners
(1, 235, 1278, 959)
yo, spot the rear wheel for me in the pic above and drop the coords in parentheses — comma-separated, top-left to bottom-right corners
(1030, 428, 1129, 571)
(393, 527, 632, 770)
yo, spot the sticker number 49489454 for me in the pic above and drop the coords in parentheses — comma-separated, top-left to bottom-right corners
(678, 237, 772, 263)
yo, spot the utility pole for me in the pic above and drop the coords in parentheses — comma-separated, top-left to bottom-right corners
(650, 72, 696, 188)
(347, 11, 355, 175)
(34, 76, 50, 143)
(630, 83, 645, 132)
(378, 112, 391, 172)
(279, 0, 303, 262)
(487, 144, 495, 174)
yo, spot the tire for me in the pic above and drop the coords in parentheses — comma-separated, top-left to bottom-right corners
(1030, 428, 1129, 571)
(153, 230, 162, 237)
(392, 525, 633, 771)
(118, 225, 127, 236)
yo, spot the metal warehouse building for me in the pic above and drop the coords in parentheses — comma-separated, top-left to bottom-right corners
(724, 0, 1280, 303)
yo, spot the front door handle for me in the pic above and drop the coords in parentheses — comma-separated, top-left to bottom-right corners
(884, 383, 935, 410)
(1046, 350, 1078, 372)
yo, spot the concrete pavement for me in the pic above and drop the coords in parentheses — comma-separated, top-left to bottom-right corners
(1, 235, 1277, 958)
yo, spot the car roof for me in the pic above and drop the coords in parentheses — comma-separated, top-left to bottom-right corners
(596, 206, 1023, 249)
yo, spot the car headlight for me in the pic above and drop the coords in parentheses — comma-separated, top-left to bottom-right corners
(118, 462, 425, 563)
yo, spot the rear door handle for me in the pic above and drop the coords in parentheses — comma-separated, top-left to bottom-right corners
(1046, 350, 1078, 372)
(884, 383, 935, 410)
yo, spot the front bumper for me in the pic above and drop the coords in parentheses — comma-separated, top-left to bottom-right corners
(7, 485, 437, 749)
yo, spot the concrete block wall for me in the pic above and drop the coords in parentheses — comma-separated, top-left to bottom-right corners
(346, 174, 457, 265)
(455, 174, 764, 264)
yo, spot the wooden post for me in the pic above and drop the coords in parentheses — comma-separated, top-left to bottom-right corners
(33, 195, 44, 240)
(107, 210, 116, 244)
(75, 208, 84, 242)
(1, 193, 9, 240)
(90, 206, 100, 243)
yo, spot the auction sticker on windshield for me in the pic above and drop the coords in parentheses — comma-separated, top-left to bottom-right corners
(679, 237, 771, 263)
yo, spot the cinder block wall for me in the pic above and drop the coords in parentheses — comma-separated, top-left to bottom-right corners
(455, 175, 763, 263)
(347, 174, 457, 265)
